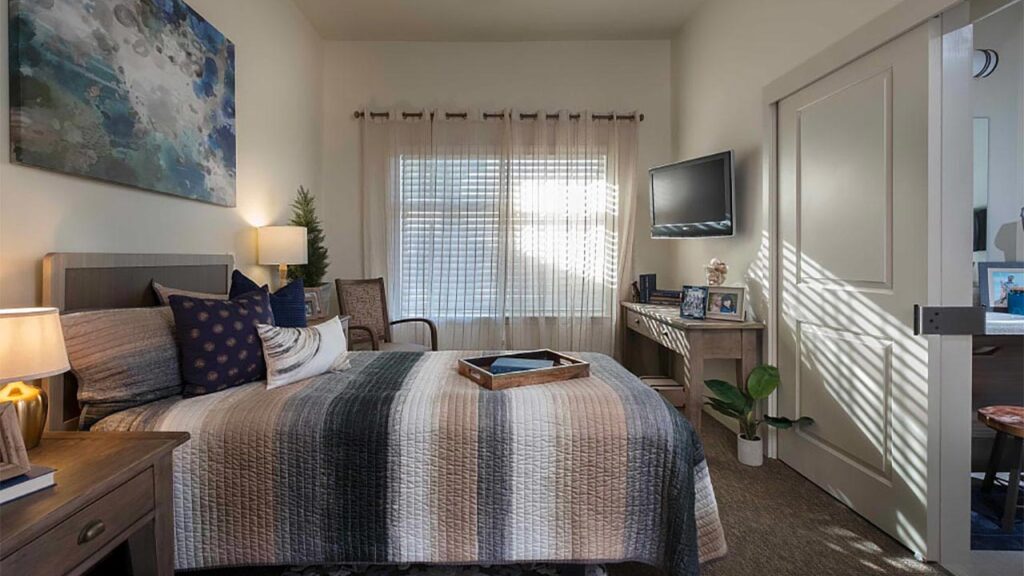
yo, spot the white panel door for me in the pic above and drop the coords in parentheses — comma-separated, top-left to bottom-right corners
(777, 22, 933, 557)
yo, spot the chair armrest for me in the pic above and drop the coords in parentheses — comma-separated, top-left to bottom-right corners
(390, 317, 439, 351)
(347, 325, 379, 351)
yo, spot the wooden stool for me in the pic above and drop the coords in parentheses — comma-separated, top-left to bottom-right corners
(978, 406, 1024, 532)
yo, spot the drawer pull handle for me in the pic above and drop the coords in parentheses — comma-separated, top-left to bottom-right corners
(634, 318, 640, 324)
(78, 520, 106, 545)
(661, 330, 669, 336)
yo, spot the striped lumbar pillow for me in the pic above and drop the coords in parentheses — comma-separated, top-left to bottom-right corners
(257, 316, 350, 389)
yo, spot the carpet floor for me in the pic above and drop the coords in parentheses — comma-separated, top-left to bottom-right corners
(693, 417, 949, 576)
(185, 418, 949, 576)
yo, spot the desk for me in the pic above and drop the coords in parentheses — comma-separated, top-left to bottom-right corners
(1, 432, 188, 576)
(621, 302, 765, 432)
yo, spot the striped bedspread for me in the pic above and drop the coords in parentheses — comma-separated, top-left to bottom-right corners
(94, 351, 727, 573)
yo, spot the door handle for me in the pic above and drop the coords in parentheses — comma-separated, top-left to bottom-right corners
(913, 305, 986, 335)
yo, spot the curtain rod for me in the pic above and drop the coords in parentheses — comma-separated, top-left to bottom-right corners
(353, 110, 644, 122)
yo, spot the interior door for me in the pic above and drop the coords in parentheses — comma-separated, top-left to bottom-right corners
(777, 22, 934, 557)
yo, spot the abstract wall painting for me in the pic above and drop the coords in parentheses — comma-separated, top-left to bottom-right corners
(9, 0, 236, 206)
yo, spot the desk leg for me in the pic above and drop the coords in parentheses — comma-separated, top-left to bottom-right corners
(685, 331, 704, 432)
(736, 329, 760, 391)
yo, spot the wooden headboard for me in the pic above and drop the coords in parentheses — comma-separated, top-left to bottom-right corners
(42, 253, 234, 430)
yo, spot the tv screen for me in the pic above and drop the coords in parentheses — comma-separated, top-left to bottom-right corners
(650, 151, 734, 238)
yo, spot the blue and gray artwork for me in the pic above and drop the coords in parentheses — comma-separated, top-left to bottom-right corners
(9, 0, 236, 206)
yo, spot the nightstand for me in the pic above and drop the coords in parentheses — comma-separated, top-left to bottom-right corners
(0, 432, 188, 576)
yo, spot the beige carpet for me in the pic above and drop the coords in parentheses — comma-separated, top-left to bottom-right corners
(692, 417, 949, 576)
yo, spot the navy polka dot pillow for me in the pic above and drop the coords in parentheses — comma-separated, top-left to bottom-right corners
(169, 290, 275, 397)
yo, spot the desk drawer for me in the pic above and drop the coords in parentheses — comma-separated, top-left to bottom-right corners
(626, 309, 685, 355)
(2, 468, 154, 575)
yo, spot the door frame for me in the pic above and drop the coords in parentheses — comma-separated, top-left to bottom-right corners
(760, 0, 964, 564)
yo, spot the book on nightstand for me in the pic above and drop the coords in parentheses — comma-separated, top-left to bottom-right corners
(0, 465, 56, 505)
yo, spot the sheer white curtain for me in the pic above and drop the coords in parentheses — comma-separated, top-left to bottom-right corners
(360, 110, 637, 355)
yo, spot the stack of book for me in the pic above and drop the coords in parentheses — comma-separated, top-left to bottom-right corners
(647, 289, 682, 306)
(0, 465, 55, 505)
(488, 357, 555, 374)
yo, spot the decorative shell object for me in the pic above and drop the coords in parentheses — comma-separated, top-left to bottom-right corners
(705, 258, 729, 286)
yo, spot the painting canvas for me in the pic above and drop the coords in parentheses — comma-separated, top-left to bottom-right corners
(9, 0, 236, 206)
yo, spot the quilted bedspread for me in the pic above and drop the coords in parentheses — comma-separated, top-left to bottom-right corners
(94, 351, 727, 573)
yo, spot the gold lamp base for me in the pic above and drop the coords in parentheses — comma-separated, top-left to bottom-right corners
(0, 381, 48, 450)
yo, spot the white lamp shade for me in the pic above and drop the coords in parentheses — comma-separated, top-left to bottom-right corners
(0, 307, 70, 384)
(258, 226, 308, 265)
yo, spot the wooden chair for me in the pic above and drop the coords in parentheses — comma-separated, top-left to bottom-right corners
(978, 405, 1024, 532)
(335, 278, 438, 352)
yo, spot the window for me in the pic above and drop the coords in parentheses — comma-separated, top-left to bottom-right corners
(398, 154, 614, 319)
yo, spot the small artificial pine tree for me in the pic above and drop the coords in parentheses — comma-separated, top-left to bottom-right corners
(287, 186, 329, 287)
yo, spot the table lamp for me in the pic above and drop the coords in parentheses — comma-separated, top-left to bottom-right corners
(0, 308, 70, 449)
(258, 225, 308, 287)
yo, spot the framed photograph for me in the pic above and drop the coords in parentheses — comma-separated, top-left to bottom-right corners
(681, 285, 709, 319)
(0, 404, 30, 482)
(979, 262, 1024, 310)
(706, 286, 746, 322)
(304, 289, 324, 320)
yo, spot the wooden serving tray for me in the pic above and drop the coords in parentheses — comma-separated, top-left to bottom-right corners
(458, 349, 590, 391)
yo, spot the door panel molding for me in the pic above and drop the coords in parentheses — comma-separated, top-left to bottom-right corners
(794, 322, 894, 483)
(795, 68, 895, 292)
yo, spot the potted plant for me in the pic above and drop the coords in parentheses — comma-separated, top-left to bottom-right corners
(288, 186, 331, 319)
(704, 365, 813, 467)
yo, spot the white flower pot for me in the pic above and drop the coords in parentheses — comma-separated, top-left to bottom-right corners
(737, 434, 763, 467)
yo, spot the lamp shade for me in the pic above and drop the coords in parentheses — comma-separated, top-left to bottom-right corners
(258, 226, 308, 265)
(0, 307, 70, 384)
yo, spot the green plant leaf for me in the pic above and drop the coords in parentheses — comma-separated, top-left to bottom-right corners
(704, 379, 750, 412)
(746, 365, 780, 400)
(704, 398, 743, 419)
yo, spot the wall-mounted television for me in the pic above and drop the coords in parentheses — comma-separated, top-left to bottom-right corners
(650, 151, 735, 238)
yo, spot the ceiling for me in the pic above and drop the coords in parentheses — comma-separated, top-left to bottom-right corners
(293, 0, 707, 41)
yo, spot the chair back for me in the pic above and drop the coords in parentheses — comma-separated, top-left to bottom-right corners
(335, 278, 391, 344)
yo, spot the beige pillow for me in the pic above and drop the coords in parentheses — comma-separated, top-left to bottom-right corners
(152, 280, 227, 305)
(62, 307, 183, 429)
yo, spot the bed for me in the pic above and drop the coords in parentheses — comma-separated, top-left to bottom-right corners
(42, 253, 727, 575)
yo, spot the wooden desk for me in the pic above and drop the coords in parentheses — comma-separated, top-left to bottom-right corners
(1, 432, 188, 576)
(622, 302, 765, 432)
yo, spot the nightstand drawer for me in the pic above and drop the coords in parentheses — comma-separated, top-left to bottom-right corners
(2, 468, 154, 575)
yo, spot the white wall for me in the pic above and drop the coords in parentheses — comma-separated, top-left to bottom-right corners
(0, 0, 324, 307)
(669, 0, 900, 309)
(320, 40, 673, 286)
(974, 2, 1024, 262)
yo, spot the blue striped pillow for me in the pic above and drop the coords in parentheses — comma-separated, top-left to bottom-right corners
(229, 270, 307, 327)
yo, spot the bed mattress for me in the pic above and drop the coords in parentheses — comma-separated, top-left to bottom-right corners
(94, 351, 726, 574)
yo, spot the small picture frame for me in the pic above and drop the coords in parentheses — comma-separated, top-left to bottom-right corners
(978, 262, 1023, 310)
(304, 289, 323, 320)
(706, 286, 746, 322)
(681, 285, 709, 319)
(0, 403, 30, 482)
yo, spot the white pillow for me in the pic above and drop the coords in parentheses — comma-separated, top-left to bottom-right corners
(257, 316, 351, 390)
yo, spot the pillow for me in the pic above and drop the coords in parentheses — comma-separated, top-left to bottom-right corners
(257, 316, 350, 390)
(61, 307, 182, 429)
(169, 290, 275, 396)
(152, 280, 227, 305)
(229, 270, 307, 328)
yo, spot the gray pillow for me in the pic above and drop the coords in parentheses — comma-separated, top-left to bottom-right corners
(152, 280, 227, 305)
(61, 307, 183, 429)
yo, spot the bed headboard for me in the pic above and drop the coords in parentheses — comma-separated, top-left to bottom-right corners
(42, 252, 234, 430)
